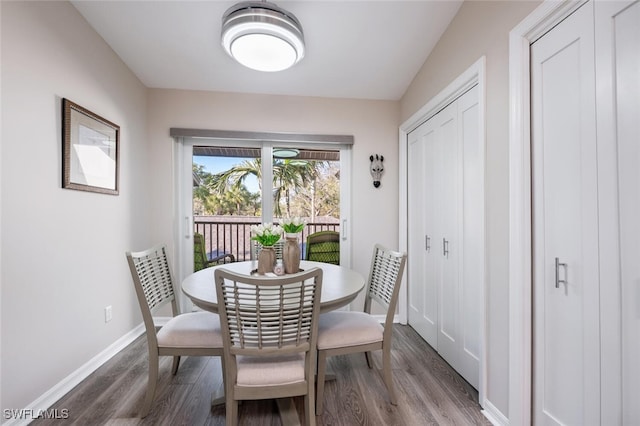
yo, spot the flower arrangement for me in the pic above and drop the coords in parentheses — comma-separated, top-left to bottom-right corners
(281, 217, 306, 234)
(250, 223, 283, 247)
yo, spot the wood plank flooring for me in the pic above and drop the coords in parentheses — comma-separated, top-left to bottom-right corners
(32, 325, 490, 425)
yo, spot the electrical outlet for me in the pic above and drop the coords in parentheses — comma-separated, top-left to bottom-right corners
(104, 305, 113, 323)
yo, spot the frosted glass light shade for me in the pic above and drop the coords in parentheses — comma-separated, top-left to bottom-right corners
(230, 33, 297, 72)
(221, 1, 305, 72)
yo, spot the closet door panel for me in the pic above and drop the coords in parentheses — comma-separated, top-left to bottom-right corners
(407, 122, 439, 347)
(611, 2, 640, 422)
(436, 103, 460, 368)
(594, 1, 640, 422)
(459, 86, 481, 388)
(531, 3, 600, 424)
(423, 127, 440, 347)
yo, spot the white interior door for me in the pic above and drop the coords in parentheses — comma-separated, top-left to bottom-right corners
(531, 2, 600, 424)
(435, 101, 460, 370)
(406, 85, 481, 390)
(615, 4, 640, 421)
(594, 1, 640, 422)
(407, 120, 439, 345)
(458, 86, 482, 388)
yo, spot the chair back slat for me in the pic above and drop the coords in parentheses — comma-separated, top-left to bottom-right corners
(127, 246, 175, 312)
(216, 268, 322, 355)
(367, 245, 407, 312)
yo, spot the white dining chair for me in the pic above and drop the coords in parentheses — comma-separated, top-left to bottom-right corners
(315, 244, 407, 415)
(126, 245, 224, 418)
(215, 267, 323, 426)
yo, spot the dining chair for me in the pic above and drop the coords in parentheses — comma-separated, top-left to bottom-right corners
(126, 245, 224, 418)
(315, 244, 407, 415)
(214, 267, 323, 426)
(193, 232, 235, 272)
(305, 230, 340, 265)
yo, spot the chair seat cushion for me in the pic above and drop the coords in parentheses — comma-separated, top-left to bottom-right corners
(317, 311, 384, 350)
(236, 353, 305, 386)
(157, 312, 223, 349)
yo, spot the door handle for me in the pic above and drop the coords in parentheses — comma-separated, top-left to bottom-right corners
(185, 216, 192, 239)
(443, 238, 449, 257)
(425, 235, 431, 252)
(555, 257, 567, 288)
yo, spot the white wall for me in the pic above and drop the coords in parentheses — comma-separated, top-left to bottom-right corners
(147, 89, 400, 286)
(399, 1, 541, 418)
(0, 1, 149, 412)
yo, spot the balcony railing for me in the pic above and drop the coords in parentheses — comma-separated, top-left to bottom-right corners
(194, 217, 340, 262)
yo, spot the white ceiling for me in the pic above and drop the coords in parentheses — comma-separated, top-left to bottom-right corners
(72, 1, 463, 101)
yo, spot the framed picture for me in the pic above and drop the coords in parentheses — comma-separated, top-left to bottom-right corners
(62, 98, 120, 195)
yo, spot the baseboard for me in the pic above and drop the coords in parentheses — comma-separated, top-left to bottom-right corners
(1, 321, 157, 426)
(482, 399, 509, 426)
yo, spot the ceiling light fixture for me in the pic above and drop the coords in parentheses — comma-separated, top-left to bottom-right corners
(273, 148, 300, 158)
(221, 1, 305, 72)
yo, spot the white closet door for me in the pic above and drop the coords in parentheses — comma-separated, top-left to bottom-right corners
(435, 101, 460, 369)
(437, 88, 481, 389)
(458, 87, 481, 389)
(615, 4, 640, 421)
(531, 2, 600, 425)
(407, 85, 481, 389)
(594, 1, 640, 422)
(408, 120, 439, 346)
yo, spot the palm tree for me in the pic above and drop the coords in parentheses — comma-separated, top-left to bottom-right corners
(211, 158, 320, 217)
(193, 163, 260, 215)
(210, 158, 263, 193)
(273, 159, 317, 217)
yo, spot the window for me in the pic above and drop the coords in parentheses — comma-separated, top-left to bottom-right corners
(173, 131, 352, 311)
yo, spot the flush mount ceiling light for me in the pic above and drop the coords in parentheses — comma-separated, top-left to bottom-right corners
(273, 148, 300, 158)
(221, 1, 305, 72)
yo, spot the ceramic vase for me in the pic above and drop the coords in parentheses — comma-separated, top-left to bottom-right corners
(257, 246, 276, 274)
(283, 233, 301, 274)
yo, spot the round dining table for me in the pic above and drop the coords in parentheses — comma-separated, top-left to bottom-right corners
(181, 260, 366, 314)
(181, 260, 366, 425)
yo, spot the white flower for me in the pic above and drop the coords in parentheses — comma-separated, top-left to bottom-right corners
(251, 223, 283, 246)
(282, 217, 306, 233)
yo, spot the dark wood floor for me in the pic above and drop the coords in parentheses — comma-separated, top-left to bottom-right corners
(33, 325, 490, 425)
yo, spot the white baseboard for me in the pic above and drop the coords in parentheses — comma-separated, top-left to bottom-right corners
(1, 321, 158, 426)
(482, 399, 509, 426)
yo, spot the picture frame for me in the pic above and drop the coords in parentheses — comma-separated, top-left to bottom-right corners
(62, 98, 120, 195)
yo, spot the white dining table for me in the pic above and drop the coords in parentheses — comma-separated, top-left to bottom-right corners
(182, 260, 366, 314)
(180, 260, 366, 426)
